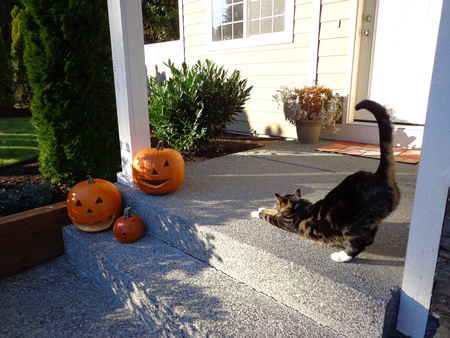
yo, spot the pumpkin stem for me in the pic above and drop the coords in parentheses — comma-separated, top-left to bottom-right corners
(86, 175, 95, 185)
(156, 140, 164, 151)
(124, 207, 132, 219)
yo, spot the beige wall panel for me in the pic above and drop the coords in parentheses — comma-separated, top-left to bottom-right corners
(207, 47, 310, 65)
(295, 2, 313, 20)
(246, 74, 313, 89)
(319, 19, 350, 40)
(318, 38, 348, 56)
(320, 1, 351, 22)
(229, 119, 297, 138)
(316, 73, 346, 92)
(183, 0, 206, 15)
(184, 23, 208, 37)
(317, 55, 347, 74)
(205, 61, 310, 77)
(295, 18, 313, 34)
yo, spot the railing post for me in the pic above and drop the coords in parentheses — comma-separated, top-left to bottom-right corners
(397, 0, 449, 336)
(107, 0, 150, 186)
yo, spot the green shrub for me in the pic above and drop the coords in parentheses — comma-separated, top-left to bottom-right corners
(148, 60, 253, 151)
(21, 0, 120, 186)
(0, 182, 53, 216)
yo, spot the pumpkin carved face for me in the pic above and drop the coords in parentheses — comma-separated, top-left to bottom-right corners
(132, 141, 185, 195)
(66, 176, 122, 232)
(113, 207, 144, 243)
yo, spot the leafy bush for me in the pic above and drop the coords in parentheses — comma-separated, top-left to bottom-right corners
(21, 0, 120, 185)
(148, 60, 253, 151)
(0, 182, 53, 216)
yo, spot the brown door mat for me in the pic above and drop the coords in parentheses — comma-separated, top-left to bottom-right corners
(316, 141, 420, 164)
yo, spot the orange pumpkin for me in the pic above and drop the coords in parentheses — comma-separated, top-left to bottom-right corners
(132, 140, 185, 195)
(66, 175, 122, 232)
(113, 207, 145, 243)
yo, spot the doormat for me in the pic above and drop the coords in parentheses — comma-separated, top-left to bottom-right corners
(316, 141, 420, 164)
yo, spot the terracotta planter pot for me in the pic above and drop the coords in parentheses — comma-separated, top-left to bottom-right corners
(296, 120, 322, 144)
(0, 201, 71, 278)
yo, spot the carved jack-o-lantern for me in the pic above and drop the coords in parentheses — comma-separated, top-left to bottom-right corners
(132, 141, 185, 195)
(113, 207, 144, 243)
(66, 176, 122, 232)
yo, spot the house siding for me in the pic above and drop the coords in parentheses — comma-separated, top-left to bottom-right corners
(317, 0, 351, 93)
(181, 0, 353, 139)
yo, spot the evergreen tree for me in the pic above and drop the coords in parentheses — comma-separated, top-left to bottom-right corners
(142, 0, 179, 44)
(0, 0, 21, 51)
(11, 6, 32, 108)
(21, 0, 121, 185)
(0, 29, 15, 110)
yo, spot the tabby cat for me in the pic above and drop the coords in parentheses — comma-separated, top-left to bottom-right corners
(251, 100, 400, 262)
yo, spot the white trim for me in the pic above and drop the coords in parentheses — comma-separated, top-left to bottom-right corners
(107, 0, 151, 186)
(345, 0, 362, 124)
(208, 0, 295, 51)
(396, 0, 446, 336)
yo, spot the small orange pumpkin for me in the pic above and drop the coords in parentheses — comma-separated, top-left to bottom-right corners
(66, 175, 122, 232)
(113, 207, 145, 243)
(132, 140, 185, 195)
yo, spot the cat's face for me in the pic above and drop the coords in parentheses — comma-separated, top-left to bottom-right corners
(275, 189, 312, 217)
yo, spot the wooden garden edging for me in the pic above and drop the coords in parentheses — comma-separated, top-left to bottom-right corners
(0, 201, 70, 278)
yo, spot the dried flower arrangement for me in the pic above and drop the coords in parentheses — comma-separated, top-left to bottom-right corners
(273, 83, 343, 134)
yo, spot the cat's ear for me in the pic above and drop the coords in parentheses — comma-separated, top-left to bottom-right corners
(293, 189, 302, 197)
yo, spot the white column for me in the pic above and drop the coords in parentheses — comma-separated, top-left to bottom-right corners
(107, 0, 150, 186)
(397, 1, 449, 336)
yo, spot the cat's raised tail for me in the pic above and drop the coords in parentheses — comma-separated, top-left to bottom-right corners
(355, 100, 395, 180)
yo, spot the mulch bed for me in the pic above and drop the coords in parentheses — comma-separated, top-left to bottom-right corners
(0, 108, 286, 206)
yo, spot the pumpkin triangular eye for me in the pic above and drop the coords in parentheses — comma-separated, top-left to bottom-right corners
(164, 160, 171, 167)
(95, 197, 103, 204)
(76, 200, 82, 206)
(138, 158, 144, 166)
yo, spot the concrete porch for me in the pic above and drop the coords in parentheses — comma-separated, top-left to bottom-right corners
(0, 140, 418, 336)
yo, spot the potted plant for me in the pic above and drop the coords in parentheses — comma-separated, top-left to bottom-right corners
(273, 83, 343, 143)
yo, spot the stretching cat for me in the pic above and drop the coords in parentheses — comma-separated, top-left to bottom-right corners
(251, 100, 400, 262)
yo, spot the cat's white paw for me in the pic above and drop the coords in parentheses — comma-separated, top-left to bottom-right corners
(251, 210, 260, 218)
(251, 208, 264, 218)
(331, 251, 352, 262)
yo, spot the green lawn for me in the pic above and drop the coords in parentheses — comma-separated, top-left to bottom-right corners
(0, 117, 39, 169)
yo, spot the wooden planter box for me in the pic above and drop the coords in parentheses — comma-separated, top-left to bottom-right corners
(0, 201, 71, 278)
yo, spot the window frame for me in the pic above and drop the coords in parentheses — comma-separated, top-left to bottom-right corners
(208, 0, 295, 50)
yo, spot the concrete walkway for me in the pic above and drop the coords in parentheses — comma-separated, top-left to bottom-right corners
(0, 140, 418, 337)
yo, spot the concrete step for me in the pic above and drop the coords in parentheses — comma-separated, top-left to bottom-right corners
(65, 140, 416, 336)
(63, 225, 342, 337)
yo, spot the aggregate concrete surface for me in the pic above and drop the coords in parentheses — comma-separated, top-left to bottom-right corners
(0, 140, 418, 337)
(0, 255, 150, 337)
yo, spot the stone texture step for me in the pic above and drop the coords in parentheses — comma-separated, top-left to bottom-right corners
(63, 225, 342, 337)
(108, 139, 418, 336)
